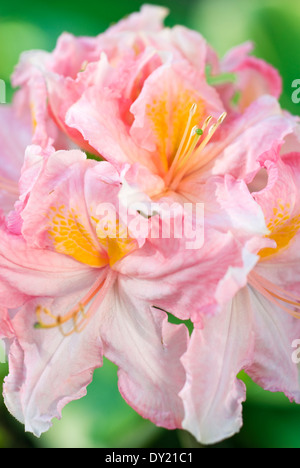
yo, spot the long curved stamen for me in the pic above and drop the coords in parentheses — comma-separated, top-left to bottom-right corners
(168, 111, 227, 191)
(248, 271, 300, 319)
(189, 111, 227, 169)
(164, 103, 198, 186)
(174, 112, 227, 179)
(0, 175, 19, 195)
(35, 274, 112, 336)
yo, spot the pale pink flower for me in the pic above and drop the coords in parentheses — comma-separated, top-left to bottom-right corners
(180, 133, 300, 445)
(11, 6, 283, 176)
(0, 4, 297, 445)
(11, 5, 170, 151)
(0, 144, 266, 436)
(0, 149, 187, 435)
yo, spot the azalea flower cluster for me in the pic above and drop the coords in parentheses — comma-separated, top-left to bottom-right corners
(0, 5, 300, 445)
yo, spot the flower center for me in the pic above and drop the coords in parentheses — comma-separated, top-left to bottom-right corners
(36, 206, 137, 336)
(48, 205, 137, 268)
(164, 104, 227, 191)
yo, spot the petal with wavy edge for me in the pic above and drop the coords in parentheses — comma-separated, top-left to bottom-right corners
(100, 280, 188, 429)
(222, 42, 282, 110)
(206, 96, 297, 183)
(130, 62, 223, 175)
(180, 290, 254, 445)
(106, 4, 169, 35)
(2, 275, 107, 437)
(244, 285, 300, 403)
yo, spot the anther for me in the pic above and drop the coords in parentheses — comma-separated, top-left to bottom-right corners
(170, 112, 227, 190)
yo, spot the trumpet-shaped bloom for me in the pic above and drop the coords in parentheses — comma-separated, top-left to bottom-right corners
(180, 134, 300, 445)
(0, 150, 187, 435)
(12, 6, 285, 183)
(1, 4, 299, 447)
(0, 146, 267, 436)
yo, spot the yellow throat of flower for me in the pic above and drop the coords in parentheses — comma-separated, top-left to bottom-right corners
(48, 205, 136, 268)
(259, 201, 300, 259)
(163, 103, 227, 191)
(35, 205, 134, 336)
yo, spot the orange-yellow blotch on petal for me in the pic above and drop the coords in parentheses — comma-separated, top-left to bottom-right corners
(48, 206, 137, 269)
(146, 89, 205, 173)
(259, 201, 300, 259)
(96, 219, 137, 267)
(48, 206, 108, 267)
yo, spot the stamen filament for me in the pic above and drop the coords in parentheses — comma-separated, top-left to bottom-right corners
(248, 271, 300, 319)
(164, 103, 198, 186)
(0, 176, 19, 195)
(170, 112, 227, 191)
(175, 126, 203, 172)
(183, 112, 227, 170)
(34, 274, 113, 336)
(186, 112, 227, 173)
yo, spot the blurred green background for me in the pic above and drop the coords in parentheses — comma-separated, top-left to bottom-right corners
(1, 0, 300, 449)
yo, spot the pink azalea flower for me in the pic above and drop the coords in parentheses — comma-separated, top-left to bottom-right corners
(0, 144, 267, 436)
(0, 149, 187, 435)
(0, 4, 298, 446)
(12, 5, 283, 172)
(11, 5, 170, 151)
(180, 132, 300, 445)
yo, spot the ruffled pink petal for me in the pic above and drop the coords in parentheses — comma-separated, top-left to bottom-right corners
(221, 42, 254, 71)
(0, 106, 31, 178)
(18, 149, 94, 245)
(130, 61, 223, 175)
(117, 173, 267, 323)
(180, 293, 254, 444)
(235, 57, 282, 109)
(45, 56, 113, 153)
(250, 146, 300, 262)
(159, 25, 208, 74)
(12, 50, 74, 150)
(106, 4, 169, 35)
(0, 219, 98, 308)
(66, 84, 157, 171)
(2, 277, 106, 436)
(253, 149, 297, 224)
(243, 285, 300, 403)
(222, 42, 282, 110)
(49, 32, 101, 78)
(181, 173, 267, 238)
(205, 96, 297, 183)
(100, 281, 188, 429)
(118, 231, 252, 324)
